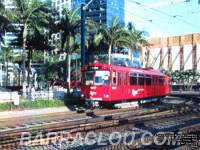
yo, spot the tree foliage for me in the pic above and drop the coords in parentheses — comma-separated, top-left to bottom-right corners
(161, 69, 200, 90)
(1, 1, 152, 93)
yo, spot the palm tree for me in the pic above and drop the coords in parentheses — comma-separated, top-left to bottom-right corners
(58, 7, 81, 94)
(0, 46, 13, 86)
(127, 22, 149, 63)
(0, 1, 13, 47)
(12, 0, 50, 97)
(0, 1, 7, 44)
(0, 1, 5, 44)
(26, 25, 51, 95)
(12, 51, 23, 86)
(84, 32, 104, 63)
(100, 17, 131, 65)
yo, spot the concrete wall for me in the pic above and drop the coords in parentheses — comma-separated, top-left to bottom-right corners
(0, 91, 19, 104)
(171, 46, 180, 71)
(142, 33, 200, 71)
(183, 44, 193, 70)
(162, 47, 169, 70)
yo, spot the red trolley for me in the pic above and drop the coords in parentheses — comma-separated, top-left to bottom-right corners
(81, 61, 170, 108)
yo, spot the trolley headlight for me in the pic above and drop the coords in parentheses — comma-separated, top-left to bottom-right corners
(81, 94, 85, 98)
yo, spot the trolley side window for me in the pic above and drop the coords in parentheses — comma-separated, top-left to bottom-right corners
(82, 71, 94, 86)
(124, 73, 127, 85)
(130, 72, 137, 85)
(118, 72, 121, 85)
(112, 71, 117, 85)
(152, 76, 154, 85)
(146, 75, 151, 86)
(139, 74, 145, 86)
(159, 76, 163, 86)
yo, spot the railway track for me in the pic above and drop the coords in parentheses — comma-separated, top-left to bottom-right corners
(0, 96, 199, 150)
(0, 100, 180, 132)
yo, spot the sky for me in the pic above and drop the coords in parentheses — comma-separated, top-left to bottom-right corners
(125, 0, 200, 38)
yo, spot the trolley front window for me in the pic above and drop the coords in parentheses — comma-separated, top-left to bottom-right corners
(82, 71, 94, 86)
(95, 71, 110, 85)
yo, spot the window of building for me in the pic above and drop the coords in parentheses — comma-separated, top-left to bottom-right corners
(100, 7, 105, 11)
(146, 75, 151, 86)
(139, 74, 145, 86)
(159, 76, 163, 86)
(112, 71, 117, 85)
(57, 0, 60, 4)
(130, 72, 137, 85)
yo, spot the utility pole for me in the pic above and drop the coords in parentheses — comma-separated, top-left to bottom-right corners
(81, 0, 93, 68)
(81, 4, 85, 68)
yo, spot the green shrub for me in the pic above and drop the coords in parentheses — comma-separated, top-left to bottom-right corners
(0, 93, 84, 111)
(0, 102, 10, 110)
(0, 99, 66, 111)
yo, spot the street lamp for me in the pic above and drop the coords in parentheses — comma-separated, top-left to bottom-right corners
(81, 0, 93, 68)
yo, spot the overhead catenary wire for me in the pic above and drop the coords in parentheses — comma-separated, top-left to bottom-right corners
(127, 0, 200, 29)
(173, 8, 200, 17)
(144, 0, 192, 9)
(107, 3, 174, 36)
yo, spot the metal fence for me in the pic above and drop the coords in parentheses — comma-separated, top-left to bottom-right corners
(0, 90, 65, 105)
(30, 91, 65, 100)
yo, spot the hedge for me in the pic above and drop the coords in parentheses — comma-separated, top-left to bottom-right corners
(0, 99, 66, 111)
(0, 93, 83, 111)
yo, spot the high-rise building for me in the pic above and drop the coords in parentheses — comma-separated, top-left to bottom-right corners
(51, 0, 72, 15)
(0, 0, 19, 86)
(52, 0, 125, 26)
(85, 0, 125, 27)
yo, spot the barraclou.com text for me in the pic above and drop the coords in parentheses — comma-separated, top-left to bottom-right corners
(19, 131, 197, 147)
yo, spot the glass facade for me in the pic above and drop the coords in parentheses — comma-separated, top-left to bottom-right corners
(106, 0, 125, 26)
(85, 0, 125, 27)
(52, 0, 71, 16)
(52, 0, 125, 26)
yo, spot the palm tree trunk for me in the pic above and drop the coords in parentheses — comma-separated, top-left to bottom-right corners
(28, 49, 32, 96)
(66, 37, 70, 94)
(22, 25, 27, 98)
(6, 56, 8, 86)
(17, 68, 21, 86)
(108, 44, 112, 65)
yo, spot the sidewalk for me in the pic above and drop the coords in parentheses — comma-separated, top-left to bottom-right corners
(0, 106, 74, 119)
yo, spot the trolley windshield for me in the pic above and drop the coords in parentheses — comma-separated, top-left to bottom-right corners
(82, 70, 110, 86)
